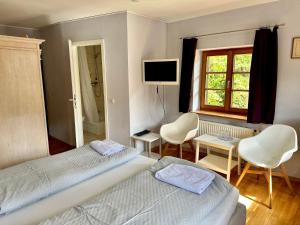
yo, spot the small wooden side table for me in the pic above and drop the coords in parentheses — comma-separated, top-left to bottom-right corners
(194, 134, 240, 182)
(130, 132, 162, 158)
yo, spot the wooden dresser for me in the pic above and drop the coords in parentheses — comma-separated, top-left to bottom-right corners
(0, 35, 49, 169)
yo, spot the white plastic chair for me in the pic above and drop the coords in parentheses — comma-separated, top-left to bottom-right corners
(160, 113, 199, 159)
(236, 124, 298, 208)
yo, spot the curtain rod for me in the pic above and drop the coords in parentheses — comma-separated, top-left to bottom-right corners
(180, 23, 285, 39)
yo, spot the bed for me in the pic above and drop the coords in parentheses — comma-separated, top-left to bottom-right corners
(35, 156, 245, 225)
(1, 153, 245, 225)
(0, 155, 156, 225)
(0, 144, 142, 215)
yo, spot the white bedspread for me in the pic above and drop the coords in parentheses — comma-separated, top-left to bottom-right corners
(0, 145, 141, 215)
(0, 156, 157, 225)
(37, 156, 236, 225)
(0, 156, 239, 225)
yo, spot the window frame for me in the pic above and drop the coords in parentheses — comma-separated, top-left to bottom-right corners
(200, 47, 253, 115)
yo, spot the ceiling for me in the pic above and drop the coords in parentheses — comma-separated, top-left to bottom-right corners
(0, 0, 278, 28)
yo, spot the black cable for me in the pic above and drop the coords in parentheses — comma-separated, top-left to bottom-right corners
(157, 85, 166, 120)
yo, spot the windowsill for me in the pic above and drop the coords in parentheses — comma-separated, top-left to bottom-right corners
(194, 110, 247, 121)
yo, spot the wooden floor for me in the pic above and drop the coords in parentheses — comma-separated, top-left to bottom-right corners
(155, 144, 300, 225)
(48, 136, 74, 155)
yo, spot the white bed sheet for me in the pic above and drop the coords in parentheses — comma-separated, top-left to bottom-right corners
(0, 155, 239, 225)
(0, 155, 157, 225)
(200, 186, 239, 225)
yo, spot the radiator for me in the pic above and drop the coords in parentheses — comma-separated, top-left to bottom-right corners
(198, 120, 254, 139)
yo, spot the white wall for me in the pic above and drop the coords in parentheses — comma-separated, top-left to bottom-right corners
(40, 12, 167, 147)
(127, 13, 167, 136)
(0, 24, 40, 37)
(166, 0, 300, 177)
(40, 12, 131, 146)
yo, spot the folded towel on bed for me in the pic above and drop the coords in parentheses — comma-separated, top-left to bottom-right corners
(155, 163, 215, 194)
(90, 140, 125, 156)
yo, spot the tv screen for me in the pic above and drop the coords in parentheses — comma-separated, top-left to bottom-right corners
(143, 59, 179, 85)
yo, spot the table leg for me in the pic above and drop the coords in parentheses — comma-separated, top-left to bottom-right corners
(130, 138, 133, 147)
(148, 142, 151, 157)
(131, 138, 136, 148)
(159, 139, 162, 157)
(227, 148, 233, 182)
(195, 141, 200, 163)
(207, 146, 210, 155)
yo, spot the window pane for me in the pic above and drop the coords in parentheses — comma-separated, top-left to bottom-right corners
(231, 91, 249, 109)
(206, 73, 226, 89)
(205, 90, 225, 106)
(233, 54, 252, 72)
(206, 55, 227, 72)
(233, 73, 250, 90)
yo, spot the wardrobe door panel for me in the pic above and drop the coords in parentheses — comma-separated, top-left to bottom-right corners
(0, 45, 49, 168)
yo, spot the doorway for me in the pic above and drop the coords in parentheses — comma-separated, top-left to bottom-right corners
(69, 40, 108, 147)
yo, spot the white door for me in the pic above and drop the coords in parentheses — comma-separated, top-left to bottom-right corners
(68, 40, 84, 147)
(68, 39, 109, 147)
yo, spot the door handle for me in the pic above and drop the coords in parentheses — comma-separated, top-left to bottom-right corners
(68, 94, 77, 102)
(69, 95, 77, 108)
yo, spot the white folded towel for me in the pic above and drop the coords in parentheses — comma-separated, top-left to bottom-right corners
(155, 163, 215, 194)
(89, 140, 126, 156)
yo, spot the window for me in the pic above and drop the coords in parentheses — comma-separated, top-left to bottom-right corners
(200, 47, 252, 115)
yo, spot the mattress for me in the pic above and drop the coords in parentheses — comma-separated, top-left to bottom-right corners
(199, 185, 239, 225)
(1, 156, 242, 225)
(228, 203, 246, 225)
(0, 144, 141, 215)
(37, 156, 238, 225)
(0, 155, 157, 225)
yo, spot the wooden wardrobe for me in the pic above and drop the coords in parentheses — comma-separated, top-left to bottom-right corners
(0, 35, 49, 169)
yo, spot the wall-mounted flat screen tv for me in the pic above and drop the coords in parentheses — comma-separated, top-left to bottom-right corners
(143, 59, 179, 85)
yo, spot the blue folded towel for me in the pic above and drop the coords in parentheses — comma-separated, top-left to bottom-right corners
(90, 140, 126, 156)
(155, 163, 215, 194)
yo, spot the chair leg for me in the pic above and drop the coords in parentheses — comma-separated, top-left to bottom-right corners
(237, 154, 241, 176)
(264, 171, 269, 183)
(162, 143, 169, 157)
(236, 162, 251, 186)
(195, 141, 200, 163)
(179, 144, 183, 159)
(159, 138, 162, 157)
(280, 164, 295, 194)
(268, 168, 272, 209)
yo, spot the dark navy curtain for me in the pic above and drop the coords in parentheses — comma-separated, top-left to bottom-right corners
(247, 26, 278, 123)
(179, 38, 198, 113)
